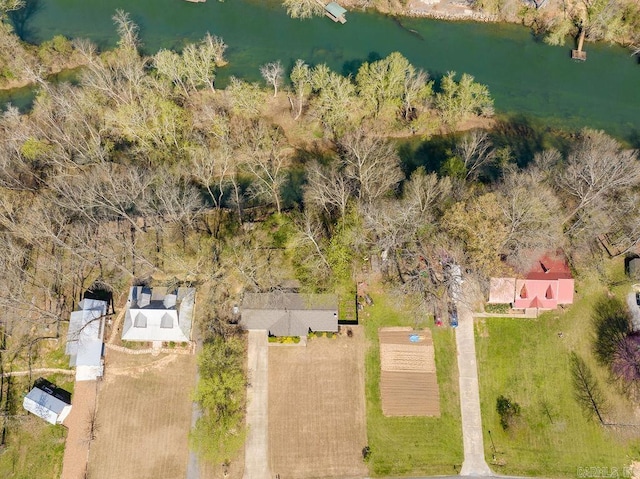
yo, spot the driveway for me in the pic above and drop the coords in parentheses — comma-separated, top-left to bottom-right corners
(243, 330, 270, 479)
(455, 302, 492, 476)
(61, 380, 98, 479)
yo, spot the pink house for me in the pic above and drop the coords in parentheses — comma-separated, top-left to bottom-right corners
(489, 253, 574, 310)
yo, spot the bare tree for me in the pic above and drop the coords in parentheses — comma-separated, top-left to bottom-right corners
(260, 61, 284, 97)
(237, 119, 288, 213)
(497, 167, 563, 264)
(454, 130, 496, 182)
(557, 129, 640, 225)
(289, 59, 312, 120)
(338, 129, 403, 205)
(304, 160, 353, 220)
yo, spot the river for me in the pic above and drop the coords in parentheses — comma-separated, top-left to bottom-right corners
(1, 0, 638, 140)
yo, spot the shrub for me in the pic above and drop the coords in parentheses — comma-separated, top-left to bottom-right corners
(496, 395, 521, 430)
(485, 303, 510, 314)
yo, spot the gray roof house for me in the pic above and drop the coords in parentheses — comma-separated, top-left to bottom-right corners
(66, 298, 108, 381)
(23, 378, 72, 425)
(241, 292, 338, 337)
(122, 286, 195, 342)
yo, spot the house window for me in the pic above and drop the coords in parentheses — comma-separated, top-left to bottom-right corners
(545, 285, 554, 299)
(519, 285, 528, 299)
(134, 313, 147, 328)
(160, 313, 173, 329)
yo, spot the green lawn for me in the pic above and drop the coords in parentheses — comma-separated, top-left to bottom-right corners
(0, 374, 72, 479)
(364, 293, 463, 476)
(476, 273, 640, 477)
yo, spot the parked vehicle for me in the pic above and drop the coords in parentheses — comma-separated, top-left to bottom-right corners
(448, 304, 459, 328)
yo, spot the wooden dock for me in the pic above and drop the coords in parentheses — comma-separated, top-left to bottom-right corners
(571, 28, 587, 61)
(321, 1, 347, 24)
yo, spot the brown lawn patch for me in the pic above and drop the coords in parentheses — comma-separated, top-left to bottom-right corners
(87, 350, 196, 479)
(379, 327, 440, 417)
(268, 327, 367, 479)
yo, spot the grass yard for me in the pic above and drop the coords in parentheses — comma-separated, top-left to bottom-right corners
(476, 270, 640, 477)
(0, 374, 72, 479)
(364, 293, 463, 476)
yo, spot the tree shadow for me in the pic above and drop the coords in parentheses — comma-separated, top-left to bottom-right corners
(397, 134, 458, 178)
(341, 51, 381, 78)
(490, 114, 571, 168)
(625, 128, 640, 149)
(9, 0, 42, 43)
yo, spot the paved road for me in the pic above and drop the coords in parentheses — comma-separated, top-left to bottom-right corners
(455, 302, 492, 477)
(243, 330, 271, 479)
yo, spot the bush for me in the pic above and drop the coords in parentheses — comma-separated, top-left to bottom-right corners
(485, 303, 510, 314)
(496, 395, 521, 430)
(362, 445, 372, 462)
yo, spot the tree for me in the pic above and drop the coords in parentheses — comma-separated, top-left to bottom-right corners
(496, 395, 521, 430)
(592, 295, 631, 367)
(441, 192, 508, 274)
(260, 60, 283, 97)
(237, 119, 288, 213)
(356, 52, 410, 117)
(570, 352, 608, 424)
(225, 77, 266, 118)
(435, 71, 494, 128)
(454, 130, 496, 182)
(612, 333, 640, 385)
(338, 129, 403, 205)
(304, 159, 353, 221)
(282, 0, 324, 19)
(192, 334, 246, 465)
(556, 129, 640, 226)
(289, 59, 312, 120)
(496, 167, 563, 265)
(310, 66, 358, 137)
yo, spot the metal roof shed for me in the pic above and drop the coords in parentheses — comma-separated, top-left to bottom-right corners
(23, 378, 72, 425)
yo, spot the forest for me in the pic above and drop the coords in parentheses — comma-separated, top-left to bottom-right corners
(0, 4, 639, 469)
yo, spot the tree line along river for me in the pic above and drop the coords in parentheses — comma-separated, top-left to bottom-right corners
(1, 0, 639, 141)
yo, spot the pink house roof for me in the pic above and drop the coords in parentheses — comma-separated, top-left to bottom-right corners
(524, 252, 572, 281)
(489, 251, 574, 309)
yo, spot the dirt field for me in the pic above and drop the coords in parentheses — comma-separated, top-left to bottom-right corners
(87, 350, 197, 479)
(268, 328, 367, 479)
(379, 327, 440, 417)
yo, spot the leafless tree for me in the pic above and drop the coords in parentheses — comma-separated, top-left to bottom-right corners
(237, 119, 288, 213)
(557, 129, 640, 225)
(497, 167, 563, 265)
(338, 129, 403, 205)
(260, 61, 284, 97)
(454, 130, 496, 182)
(304, 160, 353, 220)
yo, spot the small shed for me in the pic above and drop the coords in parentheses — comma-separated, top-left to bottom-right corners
(23, 378, 72, 425)
(324, 2, 347, 23)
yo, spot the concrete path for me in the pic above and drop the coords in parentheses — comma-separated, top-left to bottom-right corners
(455, 303, 492, 477)
(243, 330, 270, 479)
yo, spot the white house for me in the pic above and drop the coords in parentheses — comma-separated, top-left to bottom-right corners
(121, 286, 195, 343)
(66, 298, 108, 381)
(23, 378, 72, 425)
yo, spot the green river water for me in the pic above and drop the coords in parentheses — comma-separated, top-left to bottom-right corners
(1, 0, 639, 139)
